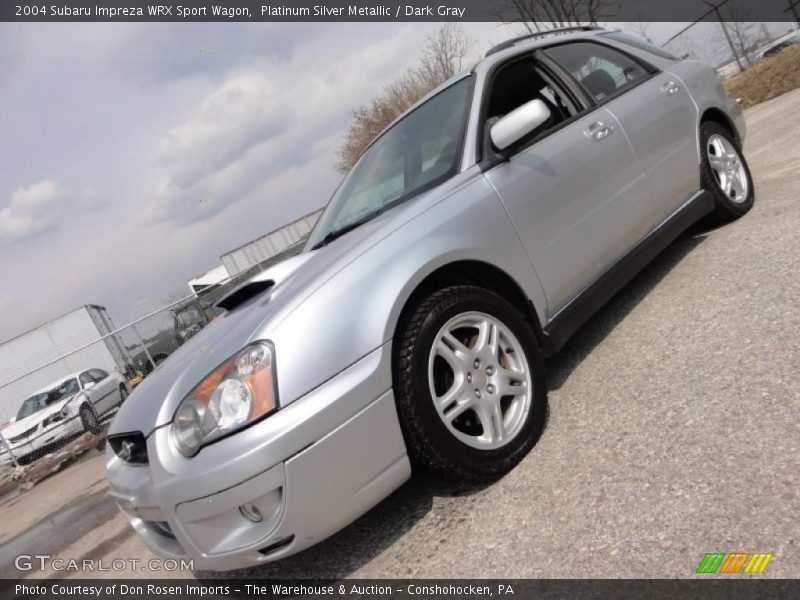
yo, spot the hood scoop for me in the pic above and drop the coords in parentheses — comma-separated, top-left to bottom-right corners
(214, 251, 317, 312)
(215, 280, 274, 311)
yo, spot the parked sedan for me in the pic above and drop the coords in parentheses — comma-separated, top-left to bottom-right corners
(107, 27, 753, 571)
(1, 369, 129, 465)
(760, 32, 800, 60)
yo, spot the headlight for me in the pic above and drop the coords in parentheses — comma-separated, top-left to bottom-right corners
(170, 341, 278, 457)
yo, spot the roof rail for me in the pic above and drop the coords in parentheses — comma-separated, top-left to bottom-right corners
(484, 25, 602, 57)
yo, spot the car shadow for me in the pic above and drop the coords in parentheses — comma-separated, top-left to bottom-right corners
(546, 228, 708, 391)
(196, 471, 489, 580)
(197, 226, 711, 582)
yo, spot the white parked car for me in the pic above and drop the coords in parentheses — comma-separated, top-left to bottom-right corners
(0, 369, 129, 465)
(758, 32, 800, 61)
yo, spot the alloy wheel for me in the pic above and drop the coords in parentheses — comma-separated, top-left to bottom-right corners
(427, 311, 532, 450)
(707, 133, 749, 203)
(82, 405, 99, 431)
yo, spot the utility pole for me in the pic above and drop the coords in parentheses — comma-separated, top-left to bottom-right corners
(703, 0, 745, 72)
(787, 0, 800, 27)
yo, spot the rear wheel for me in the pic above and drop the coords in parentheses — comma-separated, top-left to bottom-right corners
(119, 385, 128, 404)
(701, 121, 754, 224)
(80, 403, 101, 434)
(393, 286, 547, 481)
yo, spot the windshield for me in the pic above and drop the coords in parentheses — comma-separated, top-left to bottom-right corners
(17, 378, 80, 419)
(306, 75, 474, 248)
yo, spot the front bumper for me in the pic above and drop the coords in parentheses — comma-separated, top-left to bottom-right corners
(106, 342, 411, 571)
(1, 418, 82, 465)
(0, 444, 27, 466)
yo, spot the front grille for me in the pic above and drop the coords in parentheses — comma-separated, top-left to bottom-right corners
(9, 425, 39, 443)
(42, 413, 65, 427)
(108, 431, 148, 465)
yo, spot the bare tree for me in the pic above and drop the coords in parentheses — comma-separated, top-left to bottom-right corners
(631, 21, 654, 44)
(490, 0, 619, 32)
(335, 24, 473, 173)
(718, 1, 758, 66)
(417, 23, 474, 87)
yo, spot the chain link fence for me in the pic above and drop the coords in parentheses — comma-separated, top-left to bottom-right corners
(0, 240, 305, 497)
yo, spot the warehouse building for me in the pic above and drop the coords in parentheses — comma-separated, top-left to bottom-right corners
(219, 209, 322, 277)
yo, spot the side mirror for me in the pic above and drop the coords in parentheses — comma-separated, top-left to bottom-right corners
(490, 98, 551, 151)
(84, 381, 96, 390)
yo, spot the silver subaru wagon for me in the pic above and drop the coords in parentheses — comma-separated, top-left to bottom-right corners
(107, 27, 753, 570)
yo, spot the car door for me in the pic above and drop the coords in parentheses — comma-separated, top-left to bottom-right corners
(89, 369, 115, 415)
(543, 40, 700, 227)
(481, 55, 653, 316)
(78, 371, 100, 412)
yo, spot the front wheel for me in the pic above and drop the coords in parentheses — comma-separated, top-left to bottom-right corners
(393, 286, 547, 482)
(80, 403, 101, 434)
(701, 121, 754, 224)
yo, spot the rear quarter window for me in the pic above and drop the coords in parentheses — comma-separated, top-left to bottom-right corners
(600, 31, 680, 61)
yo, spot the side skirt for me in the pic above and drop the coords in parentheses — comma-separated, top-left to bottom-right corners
(540, 190, 714, 356)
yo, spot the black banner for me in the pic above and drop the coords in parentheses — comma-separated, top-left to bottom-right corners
(2, 580, 800, 600)
(2, 0, 800, 22)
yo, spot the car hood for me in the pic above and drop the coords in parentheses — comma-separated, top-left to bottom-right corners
(2, 397, 76, 439)
(109, 173, 475, 438)
(110, 215, 390, 437)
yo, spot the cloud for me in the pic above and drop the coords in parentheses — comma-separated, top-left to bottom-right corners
(145, 25, 437, 227)
(0, 180, 105, 243)
(0, 180, 63, 242)
(0, 23, 518, 343)
(157, 72, 287, 191)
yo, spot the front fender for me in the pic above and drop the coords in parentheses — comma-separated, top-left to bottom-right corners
(268, 172, 545, 407)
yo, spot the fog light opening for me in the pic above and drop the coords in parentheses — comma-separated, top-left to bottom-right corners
(239, 503, 264, 523)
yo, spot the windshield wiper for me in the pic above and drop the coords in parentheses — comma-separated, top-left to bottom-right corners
(310, 208, 385, 250)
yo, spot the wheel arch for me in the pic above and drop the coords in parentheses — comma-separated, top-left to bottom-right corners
(700, 107, 742, 146)
(392, 259, 547, 351)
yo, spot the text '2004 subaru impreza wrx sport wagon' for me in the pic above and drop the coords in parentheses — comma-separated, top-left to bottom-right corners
(107, 27, 754, 570)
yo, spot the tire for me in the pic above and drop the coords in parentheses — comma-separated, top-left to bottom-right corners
(393, 285, 547, 482)
(80, 403, 102, 434)
(119, 385, 128, 404)
(700, 121, 755, 224)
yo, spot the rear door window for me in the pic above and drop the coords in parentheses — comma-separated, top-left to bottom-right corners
(89, 369, 109, 382)
(543, 42, 654, 104)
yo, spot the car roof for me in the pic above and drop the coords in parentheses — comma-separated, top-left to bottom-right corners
(474, 26, 612, 73)
(27, 370, 99, 396)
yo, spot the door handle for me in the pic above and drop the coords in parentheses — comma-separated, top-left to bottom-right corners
(584, 121, 613, 141)
(661, 80, 680, 95)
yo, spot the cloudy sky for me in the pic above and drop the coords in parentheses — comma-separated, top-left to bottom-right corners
(0, 20, 745, 342)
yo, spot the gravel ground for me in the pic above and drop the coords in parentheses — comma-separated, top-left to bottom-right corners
(2, 89, 798, 580)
